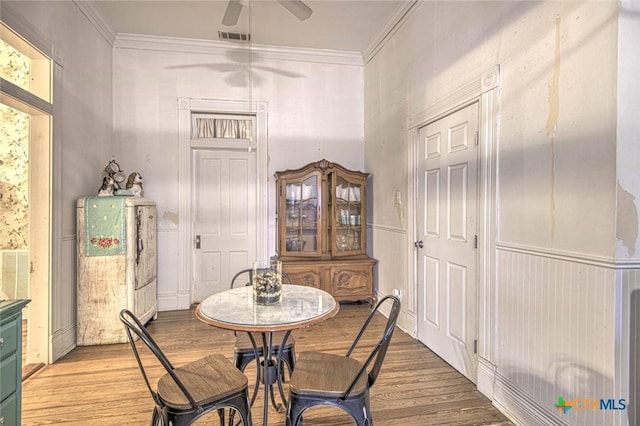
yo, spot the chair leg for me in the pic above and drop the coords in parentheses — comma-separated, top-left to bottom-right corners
(228, 392, 253, 426)
(340, 396, 371, 426)
(286, 395, 307, 426)
(150, 406, 161, 426)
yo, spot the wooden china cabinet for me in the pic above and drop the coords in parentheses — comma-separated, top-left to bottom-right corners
(274, 159, 376, 303)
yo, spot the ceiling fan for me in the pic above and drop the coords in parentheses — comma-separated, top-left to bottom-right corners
(222, 0, 313, 26)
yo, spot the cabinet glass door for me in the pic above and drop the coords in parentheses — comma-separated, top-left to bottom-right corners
(282, 173, 320, 256)
(332, 173, 365, 256)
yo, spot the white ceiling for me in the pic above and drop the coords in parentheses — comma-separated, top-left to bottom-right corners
(93, 0, 409, 54)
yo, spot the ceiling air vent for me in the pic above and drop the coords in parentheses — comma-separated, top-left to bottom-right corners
(218, 31, 251, 42)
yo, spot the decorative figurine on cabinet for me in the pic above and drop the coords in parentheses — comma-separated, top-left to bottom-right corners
(126, 172, 144, 197)
(98, 176, 115, 196)
(99, 156, 127, 192)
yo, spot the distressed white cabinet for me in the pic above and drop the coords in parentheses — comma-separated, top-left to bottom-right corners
(76, 196, 157, 345)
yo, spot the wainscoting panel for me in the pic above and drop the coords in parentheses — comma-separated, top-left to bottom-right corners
(51, 236, 76, 361)
(495, 246, 616, 426)
(629, 286, 638, 426)
(616, 268, 640, 426)
(157, 228, 183, 310)
(371, 224, 413, 333)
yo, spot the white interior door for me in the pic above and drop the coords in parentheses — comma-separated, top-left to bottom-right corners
(192, 149, 257, 302)
(416, 102, 479, 382)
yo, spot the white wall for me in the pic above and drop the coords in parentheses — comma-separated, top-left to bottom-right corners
(111, 37, 365, 309)
(365, 1, 630, 425)
(3, 1, 114, 361)
(616, 0, 640, 260)
(615, 3, 640, 425)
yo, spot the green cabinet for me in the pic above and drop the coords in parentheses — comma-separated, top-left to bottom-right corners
(0, 299, 30, 426)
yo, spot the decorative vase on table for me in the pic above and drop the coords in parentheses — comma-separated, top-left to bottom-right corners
(252, 260, 282, 305)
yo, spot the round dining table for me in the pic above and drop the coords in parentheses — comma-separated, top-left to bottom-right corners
(196, 284, 339, 426)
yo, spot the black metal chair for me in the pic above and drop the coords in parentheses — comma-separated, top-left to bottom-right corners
(119, 309, 253, 426)
(285, 295, 401, 426)
(230, 268, 296, 404)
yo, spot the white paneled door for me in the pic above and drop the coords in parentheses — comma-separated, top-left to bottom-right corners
(192, 149, 257, 302)
(417, 102, 479, 382)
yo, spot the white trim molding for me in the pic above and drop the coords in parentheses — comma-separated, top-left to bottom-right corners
(114, 33, 363, 66)
(1, 2, 53, 58)
(496, 241, 640, 270)
(362, 0, 419, 64)
(409, 64, 501, 380)
(178, 98, 268, 308)
(73, 0, 117, 46)
(493, 372, 567, 426)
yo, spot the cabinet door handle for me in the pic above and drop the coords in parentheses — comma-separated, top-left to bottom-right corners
(0, 337, 3, 350)
(1, 416, 4, 425)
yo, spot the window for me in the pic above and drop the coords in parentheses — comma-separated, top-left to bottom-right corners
(191, 113, 256, 151)
(1, 20, 52, 369)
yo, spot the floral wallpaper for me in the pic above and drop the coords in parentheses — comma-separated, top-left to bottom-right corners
(0, 38, 30, 90)
(0, 39, 30, 250)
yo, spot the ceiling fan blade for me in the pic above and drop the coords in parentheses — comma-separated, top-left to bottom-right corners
(222, 0, 243, 26)
(277, 0, 313, 21)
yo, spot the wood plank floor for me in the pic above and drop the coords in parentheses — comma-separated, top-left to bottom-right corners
(22, 303, 513, 425)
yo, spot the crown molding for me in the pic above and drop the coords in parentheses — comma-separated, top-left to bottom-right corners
(113, 33, 363, 67)
(73, 0, 116, 46)
(362, 0, 419, 65)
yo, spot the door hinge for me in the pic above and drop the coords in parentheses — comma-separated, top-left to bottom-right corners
(474, 339, 478, 354)
(475, 131, 479, 146)
(473, 235, 478, 249)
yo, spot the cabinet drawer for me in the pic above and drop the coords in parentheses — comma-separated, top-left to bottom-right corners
(0, 354, 17, 402)
(0, 392, 17, 426)
(283, 266, 322, 289)
(0, 320, 18, 362)
(329, 265, 373, 298)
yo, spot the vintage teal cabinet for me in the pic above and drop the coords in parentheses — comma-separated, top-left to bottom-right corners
(0, 299, 30, 426)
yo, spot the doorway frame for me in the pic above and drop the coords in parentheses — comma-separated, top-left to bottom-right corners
(407, 65, 500, 396)
(0, 7, 58, 365)
(178, 98, 268, 308)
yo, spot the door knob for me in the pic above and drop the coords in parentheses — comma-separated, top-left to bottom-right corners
(195, 235, 201, 249)
(414, 240, 424, 249)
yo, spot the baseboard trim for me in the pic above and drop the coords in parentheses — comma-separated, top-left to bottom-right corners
(51, 324, 76, 362)
(158, 292, 192, 311)
(493, 372, 567, 426)
(477, 357, 496, 398)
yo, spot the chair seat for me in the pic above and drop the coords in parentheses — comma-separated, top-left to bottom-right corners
(234, 331, 295, 355)
(289, 351, 368, 398)
(158, 354, 248, 410)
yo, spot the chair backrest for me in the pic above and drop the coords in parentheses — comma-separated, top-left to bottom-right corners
(230, 268, 291, 289)
(342, 295, 401, 399)
(119, 309, 200, 412)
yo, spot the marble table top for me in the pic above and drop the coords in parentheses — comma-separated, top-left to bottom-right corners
(196, 285, 339, 332)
